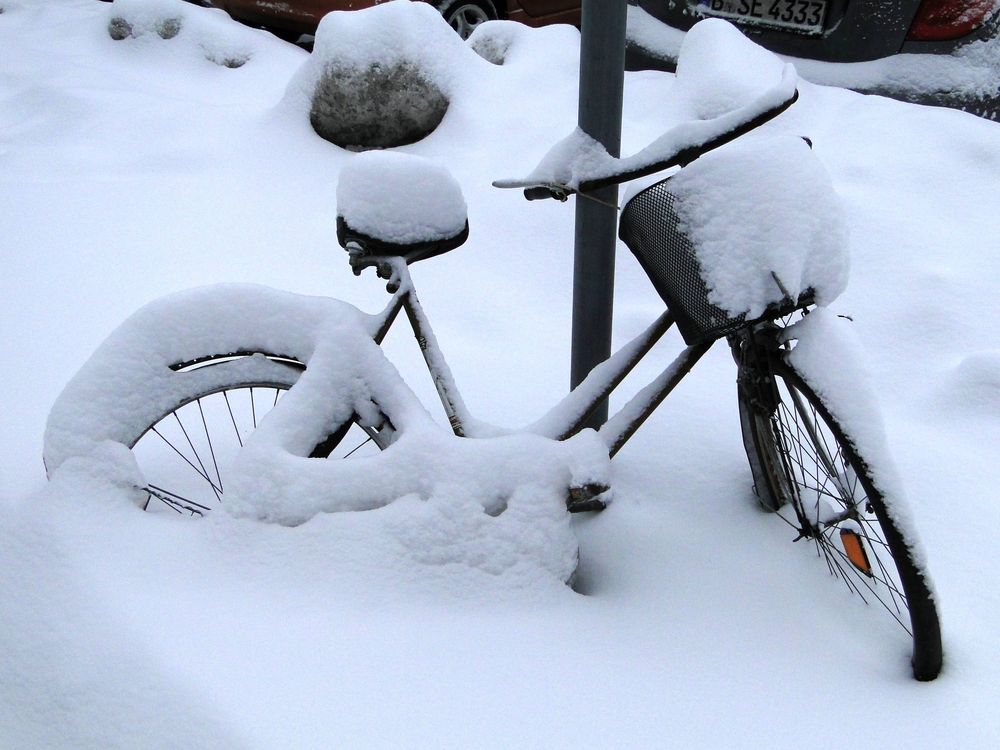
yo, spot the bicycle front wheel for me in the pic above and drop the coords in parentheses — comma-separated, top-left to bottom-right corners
(123, 354, 389, 517)
(738, 355, 943, 681)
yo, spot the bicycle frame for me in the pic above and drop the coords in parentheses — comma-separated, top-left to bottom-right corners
(359, 256, 714, 458)
(339, 74, 805, 456)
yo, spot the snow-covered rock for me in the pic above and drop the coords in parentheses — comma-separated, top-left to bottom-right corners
(285, 1, 483, 148)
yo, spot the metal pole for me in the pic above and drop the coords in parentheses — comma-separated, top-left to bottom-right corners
(571, 0, 627, 428)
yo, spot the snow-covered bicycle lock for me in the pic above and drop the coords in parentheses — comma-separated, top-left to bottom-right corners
(44, 18, 942, 680)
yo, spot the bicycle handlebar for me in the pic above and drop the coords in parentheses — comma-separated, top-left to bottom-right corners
(495, 70, 800, 204)
(524, 186, 569, 202)
(574, 88, 798, 195)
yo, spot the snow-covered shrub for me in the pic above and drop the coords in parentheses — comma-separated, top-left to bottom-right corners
(105, 0, 254, 69)
(466, 19, 572, 68)
(467, 20, 519, 65)
(108, 0, 183, 41)
(202, 45, 250, 70)
(284, 1, 481, 149)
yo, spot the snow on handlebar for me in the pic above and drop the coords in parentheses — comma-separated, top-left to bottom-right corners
(492, 63, 799, 202)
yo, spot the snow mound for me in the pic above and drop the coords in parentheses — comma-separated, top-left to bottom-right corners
(105, 0, 259, 68)
(45, 284, 611, 584)
(307, 0, 469, 78)
(338, 151, 468, 245)
(675, 19, 791, 120)
(222, 417, 606, 595)
(469, 16, 582, 70)
(37, 448, 583, 591)
(467, 19, 524, 65)
(625, 3, 685, 64)
(937, 350, 1000, 416)
(107, 0, 183, 40)
(666, 135, 849, 317)
(281, 0, 487, 148)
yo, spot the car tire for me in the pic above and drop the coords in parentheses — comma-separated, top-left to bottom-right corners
(438, 0, 498, 39)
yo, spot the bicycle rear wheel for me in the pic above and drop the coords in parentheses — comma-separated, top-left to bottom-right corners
(126, 354, 390, 517)
(737, 351, 943, 681)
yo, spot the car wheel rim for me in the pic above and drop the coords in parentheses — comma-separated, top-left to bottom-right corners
(448, 4, 490, 39)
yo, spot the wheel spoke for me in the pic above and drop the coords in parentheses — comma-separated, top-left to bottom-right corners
(172, 411, 223, 503)
(342, 435, 374, 459)
(130, 376, 389, 520)
(197, 397, 223, 494)
(146, 483, 212, 514)
(736, 335, 939, 665)
(150, 425, 222, 496)
(223, 390, 243, 448)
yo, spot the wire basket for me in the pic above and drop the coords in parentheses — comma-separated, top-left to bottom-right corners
(619, 176, 813, 346)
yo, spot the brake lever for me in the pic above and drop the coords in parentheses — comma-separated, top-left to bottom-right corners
(523, 185, 570, 202)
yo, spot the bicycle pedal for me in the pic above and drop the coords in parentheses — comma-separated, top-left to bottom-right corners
(566, 483, 610, 513)
(567, 497, 608, 513)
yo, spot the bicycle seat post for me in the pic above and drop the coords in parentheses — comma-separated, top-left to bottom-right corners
(394, 266, 473, 438)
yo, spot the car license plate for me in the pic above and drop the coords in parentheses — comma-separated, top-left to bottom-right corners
(693, 0, 829, 35)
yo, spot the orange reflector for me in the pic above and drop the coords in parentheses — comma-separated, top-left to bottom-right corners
(840, 529, 873, 577)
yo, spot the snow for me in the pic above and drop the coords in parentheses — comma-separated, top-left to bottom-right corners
(104, 0, 260, 67)
(667, 134, 849, 317)
(43, 281, 601, 573)
(279, 0, 483, 120)
(106, 0, 185, 36)
(305, 0, 472, 86)
(43, 284, 377, 474)
(673, 18, 788, 119)
(938, 349, 1000, 417)
(508, 20, 798, 189)
(785, 308, 925, 566)
(625, 4, 686, 69)
(3, 1, 1000, 747)
(337, 151, 468, 244)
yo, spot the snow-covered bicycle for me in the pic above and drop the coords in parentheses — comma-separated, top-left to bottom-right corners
(44, 44, 942, 681)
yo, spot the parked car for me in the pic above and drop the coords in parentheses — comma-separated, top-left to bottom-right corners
(635, 0, 997, 62)
(628, 0, 1000, 119)
(205, 0, 998, 119)
(208, 1, 580, 40)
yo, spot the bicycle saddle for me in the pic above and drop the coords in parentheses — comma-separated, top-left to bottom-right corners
(336, 151, 469, 264)
(336, 216, 469, 265)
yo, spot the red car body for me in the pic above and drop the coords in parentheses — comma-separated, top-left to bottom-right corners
(210, 1, 580, 38)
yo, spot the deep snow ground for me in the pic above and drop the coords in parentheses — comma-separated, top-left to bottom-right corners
(2, 1, 1000, 747)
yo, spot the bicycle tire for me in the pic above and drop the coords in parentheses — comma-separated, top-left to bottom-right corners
(737, 353, 943, 681)
(121, 354, 389, 517)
